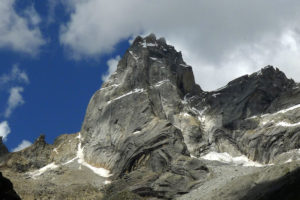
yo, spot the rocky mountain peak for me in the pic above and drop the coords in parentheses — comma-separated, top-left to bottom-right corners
(224, 65, 294, 91)
(33, 134, 46, 145)
(0, 137, 8, 157)
(2, 34, 300, 200)
(199, 65, 296, 129)
(250, 65, 294, 87)
(104, 34, 201, 98)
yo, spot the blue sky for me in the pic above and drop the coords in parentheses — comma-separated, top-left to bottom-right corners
(0, 0, 131, 151)
(1, 0, 300, 151)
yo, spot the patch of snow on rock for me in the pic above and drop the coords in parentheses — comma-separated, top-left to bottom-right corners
(129, 51, 139, 61)
(53, 148, 58, 154)
(28, 163, 59, 179)
(107, 89, 145, 104)
(212, 93, 221, 98)
(179, 64, 189, 68)
(76, 133, 112, 178)
(150, 57, 157, 61)
(276, 121, 300, 127)
(201, 152, 264, 167)
(133, 130, 141, 135)
(154, 80, 170, 87)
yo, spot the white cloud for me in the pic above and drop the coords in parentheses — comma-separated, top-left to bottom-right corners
(0, 65, 29, 118)
(0, 121, 10, 141)
(12, 140, 32, 152)
(0, 0, 45, 55)
(0, 65, 29, 86)
(5, 87, 25, 118)
(46, 0, 61, 24)
(101, 55, 121, 82)
(60, 0, 300, 90)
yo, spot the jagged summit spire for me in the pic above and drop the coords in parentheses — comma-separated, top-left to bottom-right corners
(131, 33, 167, 48)
(104, 33, 202, 96)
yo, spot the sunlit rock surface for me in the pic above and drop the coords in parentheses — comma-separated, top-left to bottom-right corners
(1, 34, 300, 199)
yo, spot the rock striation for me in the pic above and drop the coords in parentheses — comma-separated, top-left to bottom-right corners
(1, 34, 300, 199)
(81, 33, 208, 198)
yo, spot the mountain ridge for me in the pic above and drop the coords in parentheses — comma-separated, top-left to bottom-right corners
(0, 34, 300, 200)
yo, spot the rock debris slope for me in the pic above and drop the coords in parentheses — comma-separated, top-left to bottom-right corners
(1, 34, 300, 200)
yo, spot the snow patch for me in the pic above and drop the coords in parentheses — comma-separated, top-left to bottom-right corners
(212, 93, 221, 98)
(276, 121, 300, 127)
(62, 157, 78, 165)
(129, 51, 138, 61)
(191, 107, 208, 124)
(261, 104, 300, 118)
(190, 155, 197, 159)
(179, 63, 189, 68)
(53, 148, 58, 154)
(28, 163, 59, 179)
(140, 41, 158, 48)
(100, 84, 120, 91)
(275, 104, 300, 114)
(61, 133, 112, 178)
(133, 130, 141, 135)
(180, 112, 191, 117)
(76, 133, 112, 178)
(154, 80, 170, 87)
(201, 152, 264, 167)
(146, 42, 158, 47)
(284, 158, 293, 163)
(107, 88, 145, 104)
(150, 57, 157, 61)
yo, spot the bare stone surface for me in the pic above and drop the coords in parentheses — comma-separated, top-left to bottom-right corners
(1, 34, 300, 199)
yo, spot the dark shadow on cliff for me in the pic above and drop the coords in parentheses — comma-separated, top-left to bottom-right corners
(241, 167, 300, 200)
(0, 172, 21, 200)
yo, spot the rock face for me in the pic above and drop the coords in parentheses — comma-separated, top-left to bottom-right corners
(81, 34, 208, 198)
(1, 34, 300, 199)
(0, 137, 8, 158)
(187, 66, 300, 163)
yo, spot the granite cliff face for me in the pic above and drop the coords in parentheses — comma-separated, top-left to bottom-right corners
(1, 34, 300, 200)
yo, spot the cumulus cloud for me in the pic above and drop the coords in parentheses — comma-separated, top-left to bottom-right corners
(0, 65, 29, 86)
(60, 0, 300, 90)
(0, 0, 45, 55)
(0, 121, 10, 141)
(0, 66, 29, 118)
(101, 55, 121, 82)
(5, 87, 25, 118)
(12, 140, 32, 152)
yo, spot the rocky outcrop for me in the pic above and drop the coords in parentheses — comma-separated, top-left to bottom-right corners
(4, 135, 53, 172)
(80, 34, 208, 198)
(0, 172, 21, 200)
(0, 137, 8, 158)
(1, 34, 300, 199)
(179, 65, 300, 164)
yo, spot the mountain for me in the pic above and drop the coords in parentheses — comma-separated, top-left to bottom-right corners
(1, 34, 300, 200)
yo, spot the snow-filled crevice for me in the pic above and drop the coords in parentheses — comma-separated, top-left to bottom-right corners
(199, 152, 266, 167)
(27, 133, 112, 181)
(27, 163, 59, 179)
(107, 88, 145, 104)
(71, 133, 112, 178)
